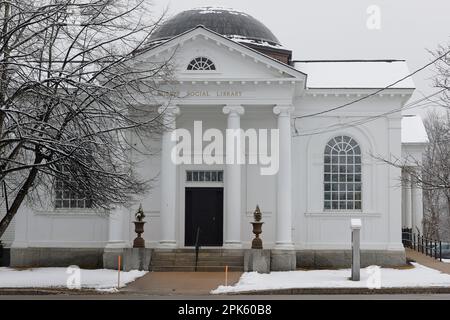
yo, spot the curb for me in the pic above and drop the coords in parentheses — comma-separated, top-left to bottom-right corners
(0, 288, 117, 296)
(219, 287, 450, 295)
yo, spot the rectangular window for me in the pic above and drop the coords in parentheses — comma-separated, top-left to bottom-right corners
(55, 166, 92, 209)
(186, 170, 223, 182)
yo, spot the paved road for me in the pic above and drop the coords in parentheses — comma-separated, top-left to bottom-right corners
(123, 271, 242, 295)
(1, 293, 450, 300)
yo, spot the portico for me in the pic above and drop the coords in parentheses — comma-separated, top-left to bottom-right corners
(153, 101, 298, 250)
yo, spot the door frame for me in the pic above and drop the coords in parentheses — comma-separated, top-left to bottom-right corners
(178, 165, 225, 248)
(184, 186, 224, 247)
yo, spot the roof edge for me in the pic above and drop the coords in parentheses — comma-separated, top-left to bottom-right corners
(294, 59, 406, 63)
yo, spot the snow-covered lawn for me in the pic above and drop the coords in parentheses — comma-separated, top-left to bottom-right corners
(0, 267, 146, 291)
(212, 263, 450, 294)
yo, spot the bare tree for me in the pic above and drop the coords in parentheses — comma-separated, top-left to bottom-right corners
(0, 0, 173, 238)
(420, 111, 450, 238)
(429, 43, 450, 110)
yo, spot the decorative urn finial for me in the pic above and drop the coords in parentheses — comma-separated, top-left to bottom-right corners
(135, 203, 145, 222)
(133, 203, 146, 248)
(251, 204, 264, 249)
(254, 205, 262, 222)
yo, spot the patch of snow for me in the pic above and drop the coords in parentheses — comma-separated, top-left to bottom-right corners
(402, 115, 429, 144)
(211, 263, 450, 294)
(195, 7, 249, 17)
(227, 35, 285, 50)
(294, 61, 415, 89)
(0, 267, 146, 290)
(442, 259, 450, 263)
(96, 287, 119, 293)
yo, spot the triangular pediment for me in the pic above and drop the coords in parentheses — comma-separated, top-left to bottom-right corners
(136, 26, 306, 82)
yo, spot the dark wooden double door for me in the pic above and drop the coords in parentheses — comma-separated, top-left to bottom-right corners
(185, 187, 223, 247)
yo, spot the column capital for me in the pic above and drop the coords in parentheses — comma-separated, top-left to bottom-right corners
(273, 105, 294, 116)
(223, 105, 245, 116)
(158, 105, 180, 116)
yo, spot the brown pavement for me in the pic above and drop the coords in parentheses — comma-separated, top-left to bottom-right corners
(406, 248, 450, 275)
(122, 271, 242, 295)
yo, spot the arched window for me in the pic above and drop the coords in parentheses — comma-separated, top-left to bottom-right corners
(187, 57, 216, 71)
(324, 136, 362, 211)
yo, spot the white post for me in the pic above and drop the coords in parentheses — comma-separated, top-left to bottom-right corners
(223, 105, 245, 248)
(158, 106, 180, 248)
(404, 171, 412, 229)
(273, 105, 294, 250)
(351, 218, 362, 281)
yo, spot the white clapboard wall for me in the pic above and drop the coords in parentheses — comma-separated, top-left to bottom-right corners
(0, 190, 15, 247)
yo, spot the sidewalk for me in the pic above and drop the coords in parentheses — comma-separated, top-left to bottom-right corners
(405, 248, 450, 275)
(122, 271, 242, 295)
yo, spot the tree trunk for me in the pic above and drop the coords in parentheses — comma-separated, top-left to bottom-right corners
(0, 156, 42, 237)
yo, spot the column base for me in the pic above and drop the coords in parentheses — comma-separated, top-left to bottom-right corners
(274, 242, 295, 250)
(105, 241, 127, 249)
(223, 241, 242, 249)
(158, 240, 177, 248)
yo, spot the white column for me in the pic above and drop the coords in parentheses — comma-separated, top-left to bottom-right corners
(158, 106, 180, 248)
(223, 105, 245, 248)
(411, 170, 423, 234)
(106, 207, 127, 248)
(387, 116, 403, 250)
(404, 171, 412, 229)
(273, 105, 295, 250)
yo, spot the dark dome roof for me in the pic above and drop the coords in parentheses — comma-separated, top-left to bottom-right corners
(149, 7, 281, 46)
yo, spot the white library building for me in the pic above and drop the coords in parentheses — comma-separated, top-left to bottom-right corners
(1, 8, 429, 270)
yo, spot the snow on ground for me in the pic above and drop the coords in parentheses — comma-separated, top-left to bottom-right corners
(212, 263, 450, 294)
(0, 267, 146, 290)
(442, 259, 450, 263)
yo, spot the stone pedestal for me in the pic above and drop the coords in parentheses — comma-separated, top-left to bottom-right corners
(244, 249, 270, 273)
(270, 249, 296, 271)
(103, 247, 124, 270)
(123, 248, 152, 271)
(103, 248, 153, 271)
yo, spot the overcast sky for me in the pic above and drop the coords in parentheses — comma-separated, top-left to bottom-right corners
(150, 0, 450, 115)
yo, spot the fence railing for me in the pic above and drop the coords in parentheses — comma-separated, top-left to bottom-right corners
(402, 228, 443, 261)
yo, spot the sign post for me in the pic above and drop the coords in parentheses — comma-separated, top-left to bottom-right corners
(350, 219, 362, 281)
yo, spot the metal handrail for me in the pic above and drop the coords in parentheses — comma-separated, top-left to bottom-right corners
(402, 228, 443, 262)
(194, 227, 200, 272)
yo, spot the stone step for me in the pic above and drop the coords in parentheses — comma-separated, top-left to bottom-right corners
(152, 251, 244, 257)
(149, 249, 244, 271)
(150, 265, 244, 272)
(153, 248, 244, 254)
(151, 261, 243, 267)
(152, 255, 244, 260)
(151, 254, 244, 261)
